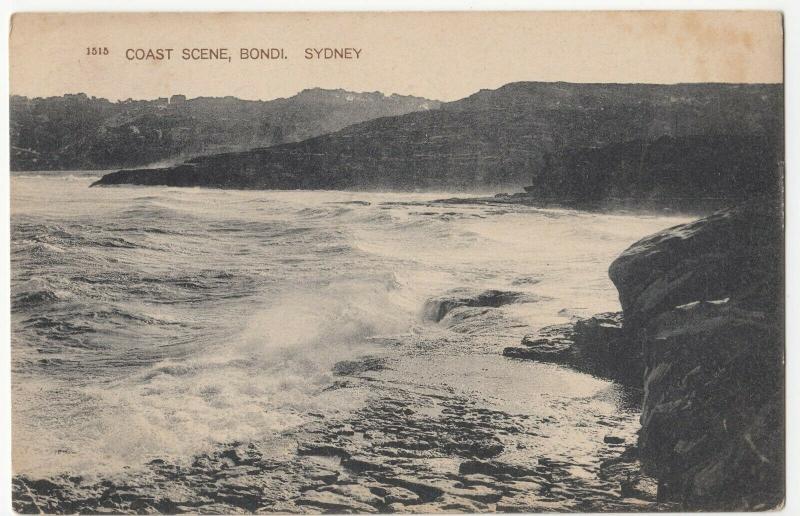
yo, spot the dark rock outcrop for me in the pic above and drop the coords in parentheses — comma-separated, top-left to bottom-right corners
(527, 133, 783, 212)
(608, 197, 784, 510)
(423, 289, 543, 337)
(11, 89, 438, 171)
(423, 289, 540, 323)
(91, 82, 783, 202)
(504, 312, 643, 386)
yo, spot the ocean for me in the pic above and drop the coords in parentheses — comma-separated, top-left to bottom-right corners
(10, 171, 692, 509)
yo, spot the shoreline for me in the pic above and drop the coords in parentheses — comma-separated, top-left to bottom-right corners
(508, 198, 784, 510)
(11, 195, 783, 513)
(13, 288, 661, 513)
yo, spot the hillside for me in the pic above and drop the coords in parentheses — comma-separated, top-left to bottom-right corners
(10, 89, 439, 170)
(91, 81, 783, 200)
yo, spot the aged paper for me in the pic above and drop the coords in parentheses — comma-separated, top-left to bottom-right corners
(9, 11, 784, 513)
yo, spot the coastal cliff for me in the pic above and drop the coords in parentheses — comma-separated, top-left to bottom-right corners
(526, 134, 782, 211)
(608, 198, 784, 510)
(90, 82, 783, 199)
(503, 197, 784, 509)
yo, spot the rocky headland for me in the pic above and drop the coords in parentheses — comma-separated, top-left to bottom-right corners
(90, 82, 783, 202)
(437, 133, 783, 213)
(506, 197, 784, 510)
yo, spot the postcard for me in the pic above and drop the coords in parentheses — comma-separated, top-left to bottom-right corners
(9, 11, 784, 513)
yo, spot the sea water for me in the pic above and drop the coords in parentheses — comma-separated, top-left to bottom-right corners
(10, 171, 691, 479)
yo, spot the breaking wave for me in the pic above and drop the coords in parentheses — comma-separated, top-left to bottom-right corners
(11, 175, 691, 477)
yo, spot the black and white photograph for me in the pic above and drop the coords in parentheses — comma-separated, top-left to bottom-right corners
(5, 9, 789, 514)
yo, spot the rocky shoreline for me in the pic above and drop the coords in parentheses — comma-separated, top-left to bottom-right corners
(507, 197, 784, 510)
(12, 198, 782, 513)
(13, 350, 659, 514)
(13, 391, 660, 514)
(611, 197, 784, 510)
(14, 287, 660, 514)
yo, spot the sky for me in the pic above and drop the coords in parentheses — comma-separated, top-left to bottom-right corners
(9, 11, 784, 102)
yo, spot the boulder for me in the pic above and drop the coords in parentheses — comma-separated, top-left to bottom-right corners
(504, 312, 641, 385)
(423, 289, 541, 323)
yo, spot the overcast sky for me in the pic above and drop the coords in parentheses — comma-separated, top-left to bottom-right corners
(10, 11, 783, 102)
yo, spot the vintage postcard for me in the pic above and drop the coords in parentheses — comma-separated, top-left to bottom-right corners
(8, 11, 784, 513)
